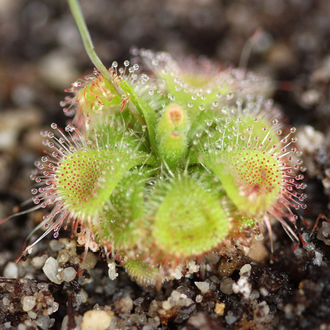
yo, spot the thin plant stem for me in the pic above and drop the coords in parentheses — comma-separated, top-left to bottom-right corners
(67, 0, 112, 82)
(67, 0, 144, 124)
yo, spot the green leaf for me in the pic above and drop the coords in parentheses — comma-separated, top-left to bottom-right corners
(157, 103, 189, 136)
(204, 150, 282, 216)
(158, 132, 187, 168)
(123, 259, 160, 287)
(153, 176, 230, 258)
(55, 149, 151, 219)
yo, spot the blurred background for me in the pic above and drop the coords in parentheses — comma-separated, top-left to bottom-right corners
(2, 0, 330, 123)
(1, 1, 330, 328)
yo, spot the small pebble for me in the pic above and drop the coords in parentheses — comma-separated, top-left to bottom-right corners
(36, 316, 55, 330)
(61, 267, 77, 282)
(21, 296, 36, 312)
(232, 277, 252, 299)
(239, 263, 251, 276)
(27, 310, 37, 319)
(115, 296, 133, 313)
(171, 266, 183, 280)
(81, 310, 113, 330)
(248, 238, 269, 262)
(49, 240, 64, 252)
(214, 302, 225, 316)
(147, 300, 159, 318)
(60, 238, 77, 252)
(317, 222, 330, 245)
(130, 313, 147, 325)
(134, 297, 144, 306)
(313, 251, 323, 266)
(188, 313, 208, 328)
(43, 257, 62, 284)
(31, 255, 48, 269)
(220, 277, 234, 295)
(2, 297, 10, 306)
(162, 300, 172, 311)
(108, 261, 118, 280)
(58, 250, 70, 264)
(296, 125, 324, 154)
(76, 289, 88, 307)
(194, 281, 210, 294)
(260, 287, 269, 296)
(3, 262, 18, 278)
(186, 260, 199, 274)
(225, 314, 238, 325)
(80, 252, 98, 270)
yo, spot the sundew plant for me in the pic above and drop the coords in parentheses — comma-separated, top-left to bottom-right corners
(5, 0, 307, 286)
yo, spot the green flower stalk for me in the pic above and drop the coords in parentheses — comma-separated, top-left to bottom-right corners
(3, 0, 308, 286)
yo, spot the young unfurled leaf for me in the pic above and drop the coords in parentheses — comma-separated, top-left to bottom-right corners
(123, 259, 160, 287)
(157, 103, 189, 136)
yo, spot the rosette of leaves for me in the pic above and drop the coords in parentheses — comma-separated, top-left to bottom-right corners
(4, 0, 307, 286)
